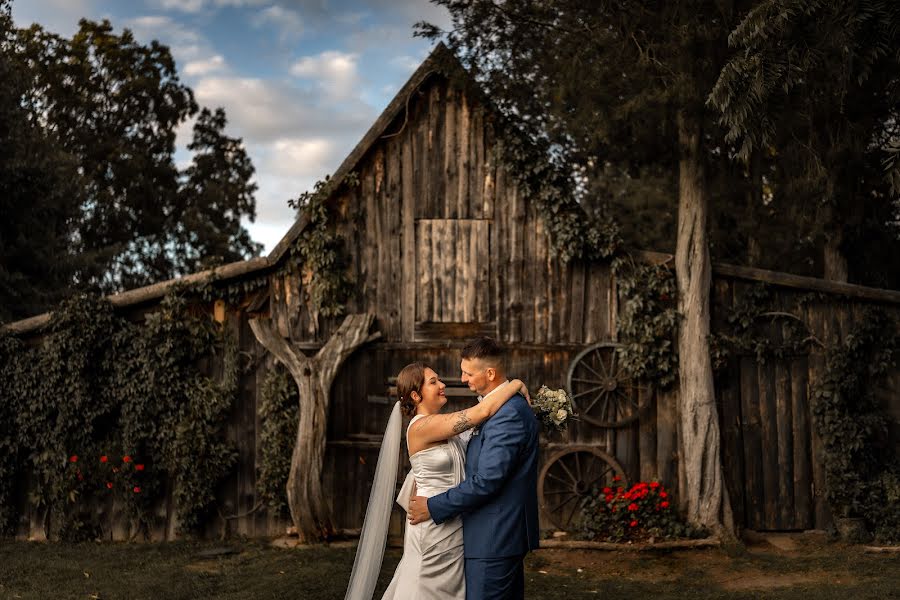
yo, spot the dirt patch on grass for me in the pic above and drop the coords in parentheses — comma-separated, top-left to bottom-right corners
(532, 534, 879, 595)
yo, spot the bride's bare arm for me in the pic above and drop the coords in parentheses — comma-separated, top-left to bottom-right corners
(408, 379, 529, 445)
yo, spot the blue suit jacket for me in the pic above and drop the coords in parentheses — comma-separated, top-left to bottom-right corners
(427, 393, 540, 559)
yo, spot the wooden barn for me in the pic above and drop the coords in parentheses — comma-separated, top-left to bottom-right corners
(7, 44, 900, 541)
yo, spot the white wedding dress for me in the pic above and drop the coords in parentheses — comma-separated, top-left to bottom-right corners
(380, 415, 471, 600)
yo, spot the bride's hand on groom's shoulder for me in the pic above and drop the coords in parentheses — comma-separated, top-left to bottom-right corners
(511, 379, 531, 404)
(408, 495, 431, 525)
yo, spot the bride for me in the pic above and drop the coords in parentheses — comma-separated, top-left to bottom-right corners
(344, 362, 529, 600)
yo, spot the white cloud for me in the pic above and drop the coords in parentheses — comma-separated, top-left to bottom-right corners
(184, 54, 227, 76)
(290, 50, 360, 100)
(268, 138, 336, 178)
(155, 0, 206, 13)
(193, 75, 375, 142)
(150, 0, 268, 12)
(252, 5, 304, 41)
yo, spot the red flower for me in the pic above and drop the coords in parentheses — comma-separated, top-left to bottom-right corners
(135, 464, 145, 471)
(659, 491, 668, 498)
(650, 481, 660, 489)
(602, 487, 612, 494)
(613, 475, 622, 482)
(630, 520, 638, 527)
(627, 503, 639, 512)
(605, 495, 614, 503)
(100, 455, 108, 463)
(69, 455, 78, 463)
(661, 501, 670, 509)
(122, 455, 132, 463)
(106, 482, 113, 489)
(133, 486, 141, 493)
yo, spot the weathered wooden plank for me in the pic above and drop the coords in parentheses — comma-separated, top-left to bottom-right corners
(547, 257, 560, 344)
(457, 220, 471, 322)
(740, 355, 765, 530)
(443, 85, 458, 219)
(386, 141, 403, 340)
(507, 172, 525, 342)
(426, 82, 443, 218)
(400, 125, 416, 342)
(457, 92, 470, 219)
(533, 218, 549, 344)
(655, 388, 679, 490)
(417, 220, 433, 322)
(568, 262, 586, 345)
(775, 358, 794, 529)
(470, 106, 485, 218)
(374, 148, 391, 337)
(791, 356, 813, 529)
(757, 356, 779, 529)
(521, 193, 536, 343)
(807, 305, 832, 529)
(639, 386, 657, 481)
(474, 221, 490, 322)
(443, 220, 456, 320)
(481, 122, 495, 219)
(363, 163, 378, 315)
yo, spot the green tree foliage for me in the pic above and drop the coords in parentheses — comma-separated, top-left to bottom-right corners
(0, 2, 261, 321)
(417, 1, 751, 258)
(0, 3, 82, 320)
(710, 0, 900, 286)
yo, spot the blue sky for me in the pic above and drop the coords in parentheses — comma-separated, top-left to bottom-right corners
(11, 0, 450, 254)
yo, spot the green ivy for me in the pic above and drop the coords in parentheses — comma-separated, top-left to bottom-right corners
(613, 257, 679, 389)
(288, 174, 359, 319)
(810, 308, 900, 543)
(0, 293, 238, 539)
(256, 366, 298, 518)
(709, 285, 816, 371)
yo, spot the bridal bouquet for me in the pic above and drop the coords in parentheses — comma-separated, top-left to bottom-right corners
(531, 386, 576, 433)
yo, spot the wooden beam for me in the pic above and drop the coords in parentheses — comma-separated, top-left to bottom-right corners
(3, 257, 272, 336)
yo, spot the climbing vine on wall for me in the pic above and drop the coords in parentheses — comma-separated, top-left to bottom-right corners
(256, 365, 298, 519)
(288, 174, 360, 320)
(810, 308, 900, 542)
(0, 293, 238, 539)
(613, 257, 679, 389)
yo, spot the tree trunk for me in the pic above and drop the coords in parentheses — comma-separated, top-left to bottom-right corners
(823, 228, 848, 282)
(746, 150, 762, 267)
(249, 313, 379, 543)
(675, 112, 734, 538)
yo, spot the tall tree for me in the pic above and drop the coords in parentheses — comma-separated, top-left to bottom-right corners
(0, 0, 81, 322)
(710, 0, 900, 284)
(419, 1, 755, 536)
(2, 11, 261, 319)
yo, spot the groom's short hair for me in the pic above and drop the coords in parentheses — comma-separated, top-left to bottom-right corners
(461, 336, 504, 367)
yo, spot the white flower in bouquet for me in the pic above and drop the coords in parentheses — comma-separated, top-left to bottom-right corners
(532, 386, 576, 433)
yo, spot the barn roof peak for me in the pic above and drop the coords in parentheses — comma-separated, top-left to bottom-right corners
(266, 42, 468, 265)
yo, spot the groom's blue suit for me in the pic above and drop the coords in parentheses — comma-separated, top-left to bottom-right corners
(428, 392, 540, 600)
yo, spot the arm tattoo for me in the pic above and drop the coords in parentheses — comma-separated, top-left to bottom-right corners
(451, 411, 472, 434)
(412, 415, 434, 433)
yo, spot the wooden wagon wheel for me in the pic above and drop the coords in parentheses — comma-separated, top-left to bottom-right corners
(566, 342, 646, 428)
(538, 445, 627, 530)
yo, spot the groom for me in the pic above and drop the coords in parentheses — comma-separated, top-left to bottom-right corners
(408, 336, 540, 599)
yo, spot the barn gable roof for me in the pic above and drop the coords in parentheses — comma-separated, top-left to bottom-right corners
(4, 43, 463, 335)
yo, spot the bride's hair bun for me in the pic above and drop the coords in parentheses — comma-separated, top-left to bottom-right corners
(397, 362, 427, 417)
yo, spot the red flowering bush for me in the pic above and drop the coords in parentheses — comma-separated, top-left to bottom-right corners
(580, 479, 701, 542)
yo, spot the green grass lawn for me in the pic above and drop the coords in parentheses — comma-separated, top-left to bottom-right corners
(0, 536, 897, 599)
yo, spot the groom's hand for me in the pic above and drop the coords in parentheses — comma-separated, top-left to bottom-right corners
(408, 495, 430, 524)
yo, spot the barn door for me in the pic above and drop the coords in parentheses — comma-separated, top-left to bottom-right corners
(414, 219, 495, 340)
(736, 355, 815, 531)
